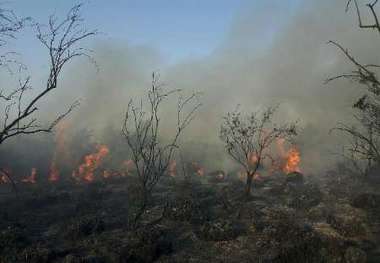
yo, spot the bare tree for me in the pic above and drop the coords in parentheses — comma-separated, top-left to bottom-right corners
(122, 72, 201, 227)
(0, 4, 97, 145)
(327, 0, 380, 175)
(0, 6, 29, 68)
(346, 0, 380, 33)
(220, 106, 297, 198)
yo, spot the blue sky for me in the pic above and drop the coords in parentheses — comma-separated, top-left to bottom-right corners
(8, 0, 301, 66)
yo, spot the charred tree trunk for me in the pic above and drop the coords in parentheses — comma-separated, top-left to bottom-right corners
(131, 187, 149, 229)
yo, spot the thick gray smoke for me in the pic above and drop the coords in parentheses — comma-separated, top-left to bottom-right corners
(3, 0, 380, 176)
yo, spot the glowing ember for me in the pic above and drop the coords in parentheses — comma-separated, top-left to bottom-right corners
(22, 168, 37, 184)
(72, 145, 110, 182)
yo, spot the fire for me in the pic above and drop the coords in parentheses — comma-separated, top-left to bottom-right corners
(276, 138, 301, 174)
(22, 168, 37, 184)
(283, 147, 301, 174)
(72, 145, 110, 182)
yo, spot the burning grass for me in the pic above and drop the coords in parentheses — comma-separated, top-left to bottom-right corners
(0, 134, 379, 262)
(0, 163, 379, 262)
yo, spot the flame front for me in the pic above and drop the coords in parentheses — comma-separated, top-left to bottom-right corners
(73, 145, 110, 182)
(283, 147, 301, 174)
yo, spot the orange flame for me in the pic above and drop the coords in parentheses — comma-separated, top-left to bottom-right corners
(22, 168, 37, 184)
(72, 145, 110, 182)
(283, 147, 301, 174)
(276, 138, 301, 174)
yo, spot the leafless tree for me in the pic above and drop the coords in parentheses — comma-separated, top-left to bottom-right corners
(122, 72, 201, 227)
(0, 6, 29, 69)
(327, 0, 380, 175)
(0, 4, 97, 145)
(220, 106, 297, 198)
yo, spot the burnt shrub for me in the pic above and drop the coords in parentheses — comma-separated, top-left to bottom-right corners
(351, 193, 380, 210)
(258, 207, 327, 262)
(163, 197, 205, 224)
(22, 246, 53, 263)
(119, 226, 173, 263)
(327, 213, 369, 238)
(286, 183, 322, 210)
(197, 219, 245, 241)
(63, 215, 105, 241)
(326, 203, 370, 238)
(63, 254, 106, 263)
(0, 225, 30, 262)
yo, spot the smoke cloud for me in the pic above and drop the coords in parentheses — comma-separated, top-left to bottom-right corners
(2, 0, 380, 176)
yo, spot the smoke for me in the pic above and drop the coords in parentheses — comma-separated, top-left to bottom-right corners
(2, 0, 380, 176)
(163, 0, 380, 173)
